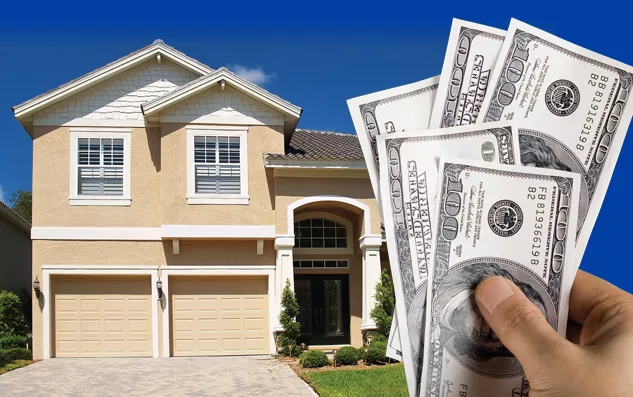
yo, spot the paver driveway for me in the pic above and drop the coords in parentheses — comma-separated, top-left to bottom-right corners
(0, 356, 315, 397)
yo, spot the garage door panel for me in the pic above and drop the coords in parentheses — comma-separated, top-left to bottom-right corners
(53, 276, 152, 358)
(171, 277, 269, 356)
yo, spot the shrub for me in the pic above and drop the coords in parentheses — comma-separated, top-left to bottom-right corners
(0, 348, 32, 363)
(369, 332, 387, 343)
(0, 332, 27, 349)
(0, 291, 26, 335)
(366, 341, 387, 364)
(299, 350, 330, 368)
(370, 269, 395, 339)
(334, 346, 362, 365)
(277, 279, 302, 357)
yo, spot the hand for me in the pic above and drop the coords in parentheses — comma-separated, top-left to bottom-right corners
(475, 270, 633, 397)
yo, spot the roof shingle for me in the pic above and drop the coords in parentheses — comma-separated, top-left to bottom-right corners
(266, 129, 364, 161)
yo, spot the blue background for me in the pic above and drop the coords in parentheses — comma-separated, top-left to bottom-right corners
(0, 0, 631, 292)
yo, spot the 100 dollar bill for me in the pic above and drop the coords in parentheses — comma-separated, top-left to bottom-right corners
(430, 19, 505, 128)
(348, 76, 439, 209)
(478, 18, 633, 266)
(420, 157, 580, 397)
(378, 123, 520, 396)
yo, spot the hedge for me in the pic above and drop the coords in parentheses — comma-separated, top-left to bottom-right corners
(334, 346, 362, 365)
(0, 333, 28, 350)
(366, 341, 387, 364)
(0, 348, 32, 363)
(299, 350, 330, 368)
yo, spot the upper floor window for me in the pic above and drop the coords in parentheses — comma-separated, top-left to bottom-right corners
(186, 126, 249, 205)
(293, 212, 353, 254)
(69, 129, 131, 206)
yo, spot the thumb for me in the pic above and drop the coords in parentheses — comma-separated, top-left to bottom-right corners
(475, 276, 568, 369)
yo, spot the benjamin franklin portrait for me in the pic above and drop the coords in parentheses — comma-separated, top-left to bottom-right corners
(436, 260, 556, 377)
(520, 134, 572, 172)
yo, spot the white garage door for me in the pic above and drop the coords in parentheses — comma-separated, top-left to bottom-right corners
(53, 276, 152, 358)
(170, 276, 269, 356)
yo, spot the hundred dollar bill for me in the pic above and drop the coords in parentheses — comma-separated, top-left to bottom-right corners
(378, 122, 520, 397)
(386, 314, 402, 361)
(347, 76, 439, 209)
(420, 157, 580, 397)
(429, 19, 505, 128)
(478, 18, 633, 266)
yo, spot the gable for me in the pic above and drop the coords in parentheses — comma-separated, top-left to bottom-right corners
(160, 84, 284, 126)
(33, 58, 198, 127)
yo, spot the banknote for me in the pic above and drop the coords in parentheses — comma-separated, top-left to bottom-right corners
(478, 18, 633, 266)
(378, 122, 520, 397)
(420, 157, 580, 397)
(386, 313, 402, 360)
(429, 19, 505, 128)
(347, 76, 439, 209)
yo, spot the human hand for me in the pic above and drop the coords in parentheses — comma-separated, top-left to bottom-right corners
(475, 270, 633, 397)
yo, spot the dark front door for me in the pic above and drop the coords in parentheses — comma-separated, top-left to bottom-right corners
(294, 274, 350, 345)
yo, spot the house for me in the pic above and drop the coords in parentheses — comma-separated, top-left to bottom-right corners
(12, 40, 386, 360)
(0, 201, 31, 294)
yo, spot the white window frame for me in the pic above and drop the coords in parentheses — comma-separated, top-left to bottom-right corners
(293, 211, 354, 255)
(69, 128, 132, 206)
(186, 125, 249, 205)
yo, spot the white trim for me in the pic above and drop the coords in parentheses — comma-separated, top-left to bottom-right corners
(142, 68, 301, 119)
(359, 234, 383, 249)
(264, 159, 367, 169)
(32, 227, 161, 241)
(160, 114, 283, 126)
(33, 118, 147, 128)
(41, 265, 159, 359)
(160, 265, 277, 356)
(69, 128, 132, 206)
(161, 225, 275, 239)
(293, 211, 354, 255)
(186, 195, 249, 205)
(186, 126, 249, 203)
(287, 196, 372, 236)
(13, 42, 211, 119)
(274, 235, 295, 249)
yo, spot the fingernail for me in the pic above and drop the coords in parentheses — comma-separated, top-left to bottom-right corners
(476, 277, 515, 314)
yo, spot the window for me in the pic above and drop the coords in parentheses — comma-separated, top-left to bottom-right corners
(293, 213, 353, 254)
(187, 127, 248, 204)
(69, 129, 131, 206)
(293, 260, 349, 268)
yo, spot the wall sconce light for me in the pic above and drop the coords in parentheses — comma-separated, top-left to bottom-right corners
(33, 277, 41, 298)
(156, 278, 163, 299)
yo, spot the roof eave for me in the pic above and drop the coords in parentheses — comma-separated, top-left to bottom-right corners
(0, 202, 31, 234)
(264, 157, 367, 169)
(12, 42, 213, 120)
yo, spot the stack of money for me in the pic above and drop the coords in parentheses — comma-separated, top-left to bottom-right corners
(347, 18, 633, 397)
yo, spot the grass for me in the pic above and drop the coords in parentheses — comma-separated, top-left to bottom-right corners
(0, 360, 33, 375)
(301, 364, 408, 397)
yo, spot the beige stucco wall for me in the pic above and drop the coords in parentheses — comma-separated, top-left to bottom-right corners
(32, 126, 162, 227)
(160, 124, 283, 225)
(275, 176, 382, 236)
(0, 220, 31, 293)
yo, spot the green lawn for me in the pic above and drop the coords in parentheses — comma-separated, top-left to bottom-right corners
(301, 364, 408, 397)
(0, 360, 33, 375)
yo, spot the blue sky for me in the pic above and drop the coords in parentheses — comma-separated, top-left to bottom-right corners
(1, 0, 633, 290)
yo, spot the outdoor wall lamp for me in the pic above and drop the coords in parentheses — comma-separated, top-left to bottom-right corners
(156, 278, 163, 299)
(33, 277, 41, 298)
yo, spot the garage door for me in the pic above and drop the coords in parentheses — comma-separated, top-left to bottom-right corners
(53, 276, 152, 358)
(170, 276, 269, 356)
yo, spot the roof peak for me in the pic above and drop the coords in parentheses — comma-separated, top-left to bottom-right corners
(152, 39, 164, 45)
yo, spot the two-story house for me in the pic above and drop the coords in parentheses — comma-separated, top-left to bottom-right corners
(12, 40, 386, 360)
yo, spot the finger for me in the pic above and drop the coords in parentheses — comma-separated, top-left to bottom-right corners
(569, 270, 629, 325)
(475, 276, 569, 367)
(566, 321, 582, 344)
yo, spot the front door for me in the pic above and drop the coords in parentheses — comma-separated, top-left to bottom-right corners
(294, 274, 350, 345)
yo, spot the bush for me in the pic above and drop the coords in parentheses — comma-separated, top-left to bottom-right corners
(369, 332, 387, 343)
(334, 346, 362, 365)
(277, 279, 302, 357)
(370, 269, 395, 339)
(0, 291, 26, 335)
(299, 350, 330, 368)
(0, 348, 32, 363)
(366, 341, 387, 364)
(0, 332, 27, 349)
